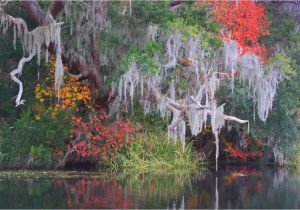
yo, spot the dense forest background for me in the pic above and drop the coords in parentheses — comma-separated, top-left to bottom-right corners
(0, 0, 299, 170)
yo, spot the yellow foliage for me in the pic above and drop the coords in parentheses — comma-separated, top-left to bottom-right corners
(34, 57, 92, 117)
(34, 115, 40, 121)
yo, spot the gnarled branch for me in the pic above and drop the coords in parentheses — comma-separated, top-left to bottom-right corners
(10, 50, 36, 106)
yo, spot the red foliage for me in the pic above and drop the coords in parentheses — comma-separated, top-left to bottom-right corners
(62, 178, 132, 209)
(244, 134, 263, 149)
(198, 0, 270, 60)
(69, 111, 137, 159)
(224, 134, 263, 161)
(224, 168, 263, 187)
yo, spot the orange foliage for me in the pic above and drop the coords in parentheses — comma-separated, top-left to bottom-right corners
(180, 56, 193, 67)
(34, 57, 92, 118)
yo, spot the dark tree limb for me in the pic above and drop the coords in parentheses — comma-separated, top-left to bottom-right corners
(18, 0, 46, 25)
(50, 0, 64, 19)
(17, 0, 104, 90)
(170, 0, 183, 7)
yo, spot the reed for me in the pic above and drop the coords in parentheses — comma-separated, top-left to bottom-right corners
(106, 131, 206, 171)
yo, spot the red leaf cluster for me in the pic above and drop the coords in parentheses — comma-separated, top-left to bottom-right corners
(224, 134, 263, 161)
(198, 0, 270, 61)
(68, 112, 137, 159)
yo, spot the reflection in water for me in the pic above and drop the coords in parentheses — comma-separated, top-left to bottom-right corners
(62, 171, 194, 209)
(215, 177, 218, 210)
(63, 178, 133, 209)
(273, 167, 288, 188)
(223, 168, 263, 187)
(0, 166, 300, 209)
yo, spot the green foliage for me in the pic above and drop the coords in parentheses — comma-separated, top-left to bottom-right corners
(216, 6, 300, 163)
(0, 36, 47, 122)
(130, 1, 174, 25)
(263, 6, 300, 161)
(260, 13, 300, 51)
(144, 40, 162, 54)
(106, 1, 222, 80)
(267, 52, 294, 76)
(107, 131, 205, 171)
(129, 105, 169, 134)
(126, 106, 206, 171)
(0, 36, 24, 121)
(177, 1, 220, 32)
(166, 18, 221, 51)
(37, 0, 52, 10)
(289, 142, 300, 166)
(0, 152, 4, 164)
(107, 1, 174, 26)
(0, 37, 23, 69)
(109, 105, 204, 170)
(98, 31, 121, 54)
(171, 2, 222, 49)
(28, 144, 53, 167)
(0, 109, 72, 168)
(218, 79, 299, 160)
(117, 49, 160, 75)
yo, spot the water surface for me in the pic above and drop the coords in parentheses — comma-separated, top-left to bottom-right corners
(0, 166, 299, 209)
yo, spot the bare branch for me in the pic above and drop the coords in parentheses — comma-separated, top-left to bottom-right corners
(10, 50, 36, 106)
(190, 96, 248, 124)
(0, 7, 28, 33)
(0, 0, 10, 7)
(168, 114, 184, 131)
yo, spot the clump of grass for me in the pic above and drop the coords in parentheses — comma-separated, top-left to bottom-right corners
(106, 131, 206, 171)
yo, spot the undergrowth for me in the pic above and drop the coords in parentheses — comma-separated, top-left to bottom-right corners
(105, 131, 206, 171)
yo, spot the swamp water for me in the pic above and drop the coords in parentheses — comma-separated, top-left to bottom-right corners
(0, 166, 299, 209)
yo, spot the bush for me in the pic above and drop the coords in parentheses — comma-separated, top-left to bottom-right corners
(67, 112, 137, 159)
(27, 145, 54, 168)
(0, 109, 72, 168)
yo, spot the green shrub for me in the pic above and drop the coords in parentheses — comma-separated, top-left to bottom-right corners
(0, 109, 72, 168)
(27, 145, 54, 168)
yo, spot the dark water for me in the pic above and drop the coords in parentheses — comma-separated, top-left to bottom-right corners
(0, 166, 300, 209)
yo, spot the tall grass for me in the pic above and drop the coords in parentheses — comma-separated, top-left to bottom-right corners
(106, 131, 206, 171)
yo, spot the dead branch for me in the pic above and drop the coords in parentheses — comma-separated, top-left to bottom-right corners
(10, 50, 36, 106)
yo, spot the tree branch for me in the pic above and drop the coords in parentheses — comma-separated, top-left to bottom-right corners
(17, 0, 104, 90)
(18, 0, 46, 25)
(10, 49, 36, 106)
(50, 0, 64, 19)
